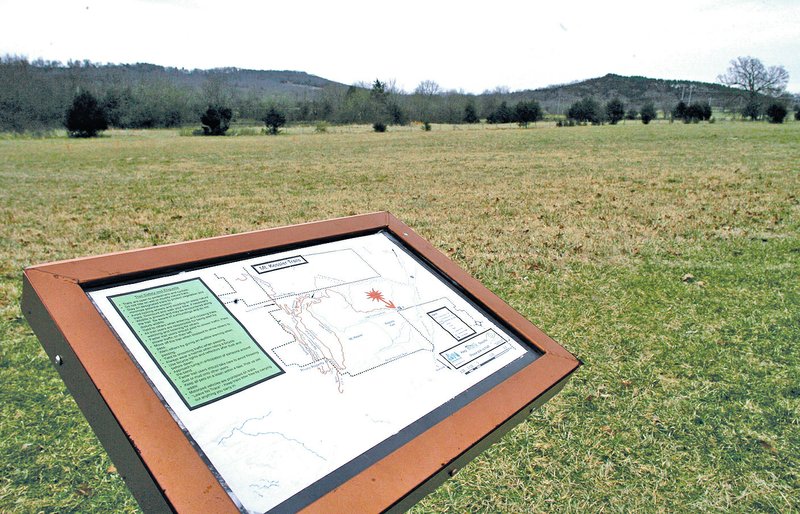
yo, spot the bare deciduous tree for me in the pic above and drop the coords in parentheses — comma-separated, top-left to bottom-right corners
(414, 80, 441, 96)
(718, 56, 789, 98)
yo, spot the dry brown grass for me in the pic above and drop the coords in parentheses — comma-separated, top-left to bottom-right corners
(1, 121, 798, 512)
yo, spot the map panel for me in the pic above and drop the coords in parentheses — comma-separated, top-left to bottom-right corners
(88, 231, 534, 513)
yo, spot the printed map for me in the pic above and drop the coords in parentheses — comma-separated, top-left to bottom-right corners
(88, 232, 530, 513)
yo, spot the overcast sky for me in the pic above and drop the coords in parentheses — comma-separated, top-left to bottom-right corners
(1, 0, 798, 94)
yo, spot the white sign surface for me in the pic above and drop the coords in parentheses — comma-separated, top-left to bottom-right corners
(88, 232, 530, 512)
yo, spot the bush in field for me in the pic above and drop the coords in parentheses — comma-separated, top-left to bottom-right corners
(625, 109, 638, 121)
(567, 97, 602, 124)
(795, 105, 800, 121)
(200, 105, 232, 135)
(463, 102, 480, 124)
(672, 101, 688, 121)
(65, 91, 108, 138)
(742, 99, 761, 121)
(687, 101, 712, 121)
(640, 102, 657, 124)
(685, 103, 703, 123)
(605, 98, 625, 125)
(263, 107, 286, 135)
(486, 101, 514, 124)
(673, 101, 712, 122)
(515, 100, 543, 128)
(422, 121, 431, 131)
(765, 103, 787, 124)
(372, 121, 387, 132)
(700, 102, 712, 121)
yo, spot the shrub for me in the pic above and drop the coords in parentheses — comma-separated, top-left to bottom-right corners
(263, 107, 286, 135)
(795, 105, 800, 121)
(672, 101, 688, 121)
(200, 105, 232, 135)
(684, 103, 702, 123)
(673, 101, 711, 123)
(742, 99, 761, 121)
(605, 98, 625, 125)
(463, 102, 480, 124)
(640, 103, 657, 125)
(700, 102, 713, 121)
(372, 121, 387, 132)
(486, 101, 514, 124)
(567, 98, 602, 124)
(422, 121, 431, 131)
(515, 100, 543, 128)
(765, 103, 787, 124)
(685, 102, 712, 122)
(625, 109, 638, 121)
(65, 91, 108, 138)
(314, 121, 329, 133)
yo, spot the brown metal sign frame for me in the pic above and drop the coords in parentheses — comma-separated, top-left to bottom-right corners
(22, 211, 579, 513)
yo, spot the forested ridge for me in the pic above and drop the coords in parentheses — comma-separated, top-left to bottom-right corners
(0, 56, 785, 132)
(0, 57, 345, 131)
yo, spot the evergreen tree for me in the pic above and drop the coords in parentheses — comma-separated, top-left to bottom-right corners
(765, 102, 787, 123)
(200, 105, 232, 135)
(700, 101, 712, 121)
(567, 98, 602, 124)
(486, 101, 513, 124)
(685, 103, 703, 122)
(263, 106, 286, 135)
(370, 79, 387, 101)
(515, 100, 543, 128)
(605, 98, 624, 124)
(640, 102, 657, 124)
(672, 101, 688, 121)
(65, 91, 108, 137)
(742, 99, 761, 121)
(463, 101, 480, 123)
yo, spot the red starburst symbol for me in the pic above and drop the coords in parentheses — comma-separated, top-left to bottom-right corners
(366, 288, 396, 309)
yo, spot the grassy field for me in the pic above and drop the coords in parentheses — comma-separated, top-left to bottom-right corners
(1, 121, 798, 512)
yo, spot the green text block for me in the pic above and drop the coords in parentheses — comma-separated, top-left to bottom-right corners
(110, 278, 282, 409)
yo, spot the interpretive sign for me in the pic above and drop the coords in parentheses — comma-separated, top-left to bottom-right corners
(22, 212, 579, 513)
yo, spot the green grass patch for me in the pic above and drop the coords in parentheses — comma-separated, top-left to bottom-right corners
(1, 121, 798, 512)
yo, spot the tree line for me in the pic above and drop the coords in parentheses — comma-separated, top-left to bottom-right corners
(0, 57, 506, 132)
(1, 55, 796, 136)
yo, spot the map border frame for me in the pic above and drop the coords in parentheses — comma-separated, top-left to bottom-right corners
(22, 211, 581, 513)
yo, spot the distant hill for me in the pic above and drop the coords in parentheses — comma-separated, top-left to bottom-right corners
(0, 57, 351, 130)
(0, 56, 775, 131)
(498, 73, 748, 115)
(26, 61, 348, 97)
